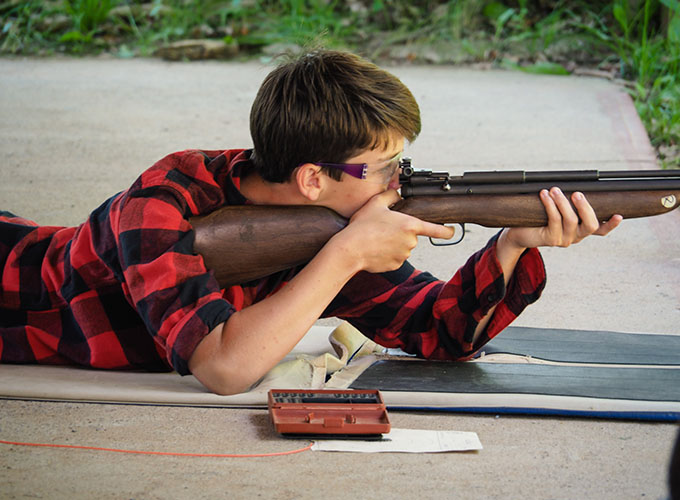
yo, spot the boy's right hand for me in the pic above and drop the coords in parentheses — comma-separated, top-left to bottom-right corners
(333, 189, 454, 274)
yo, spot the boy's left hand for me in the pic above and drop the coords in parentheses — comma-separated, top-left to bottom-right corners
(503, 187, 623, 250)
(473, 186, 622, 343)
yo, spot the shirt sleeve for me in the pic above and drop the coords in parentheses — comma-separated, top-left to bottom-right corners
(323, 232, 546, 360)
(114, 167, 235, 375)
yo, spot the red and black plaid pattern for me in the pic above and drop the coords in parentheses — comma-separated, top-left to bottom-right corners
(1, 149, 249, 374)
(1, 148, 546, 375)
(325, 236, 545, 360)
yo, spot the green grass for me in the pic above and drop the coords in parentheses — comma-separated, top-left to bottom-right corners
(582, 0, 679, 167)
(0, 0, 678, 167)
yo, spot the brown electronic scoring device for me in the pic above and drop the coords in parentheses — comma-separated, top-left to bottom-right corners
(268, 389, 391, 438)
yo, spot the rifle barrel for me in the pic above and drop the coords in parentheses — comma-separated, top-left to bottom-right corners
(452, 169, 680, 185)
(402, 173, 680, 196)
(598, 170, 680, 179)
(455, 179, 680, 196)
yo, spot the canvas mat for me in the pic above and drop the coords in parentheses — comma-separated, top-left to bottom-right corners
(0, 323, 376, 407)
(351, 327, 680, 421)
(2, 323, 679, 420)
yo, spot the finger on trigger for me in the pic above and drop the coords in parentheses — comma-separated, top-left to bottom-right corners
(423, 221, 455, 240)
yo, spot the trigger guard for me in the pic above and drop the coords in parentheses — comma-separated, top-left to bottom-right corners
(429, 223, 465, 246)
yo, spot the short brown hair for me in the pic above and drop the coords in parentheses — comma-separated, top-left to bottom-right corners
(249, 49, 421, 183)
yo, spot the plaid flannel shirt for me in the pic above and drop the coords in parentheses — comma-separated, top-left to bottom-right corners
(1, 149, 546, 374)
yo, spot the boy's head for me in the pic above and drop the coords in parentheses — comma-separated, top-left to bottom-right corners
(249, 49, 421, 183)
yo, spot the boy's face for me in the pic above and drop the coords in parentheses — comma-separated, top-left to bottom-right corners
(320, 134, 405, 218)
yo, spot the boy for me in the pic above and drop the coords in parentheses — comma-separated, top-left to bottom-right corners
(0, 50, 620, 395)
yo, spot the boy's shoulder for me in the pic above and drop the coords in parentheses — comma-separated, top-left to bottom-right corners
(151, 148, 247, 175)
(134, 148, 247, 187)
(123, 148, 251, 214)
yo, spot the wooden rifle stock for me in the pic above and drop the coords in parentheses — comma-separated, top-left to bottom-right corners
(191, 205, 348, 287)
(192, 188, 680, 288)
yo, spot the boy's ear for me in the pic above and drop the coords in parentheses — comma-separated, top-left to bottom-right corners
(294, 163, 325, 201)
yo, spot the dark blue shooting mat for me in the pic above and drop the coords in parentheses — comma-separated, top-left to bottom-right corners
(479, 326, 680, 365)
(350, 326, 680, 421)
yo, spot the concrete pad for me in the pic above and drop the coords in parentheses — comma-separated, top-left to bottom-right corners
(0, 57, 678, 499)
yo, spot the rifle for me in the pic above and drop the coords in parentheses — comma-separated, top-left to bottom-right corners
(191, 159, 680, 288)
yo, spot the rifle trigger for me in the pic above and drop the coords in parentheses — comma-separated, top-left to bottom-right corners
(429, 224, 465, 246)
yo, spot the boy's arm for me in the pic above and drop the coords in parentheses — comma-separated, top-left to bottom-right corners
(189, 187, 621, 395)
(471, 187, 622, 342)
(188, 190, 453, 395)
(189, 239, 360, 395)
(324, 187, 621, 360)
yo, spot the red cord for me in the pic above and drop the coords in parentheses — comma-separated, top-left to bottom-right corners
(0, 438, 313, 458)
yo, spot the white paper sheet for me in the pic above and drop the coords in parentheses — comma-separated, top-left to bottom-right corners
(311, 428, 482, 453)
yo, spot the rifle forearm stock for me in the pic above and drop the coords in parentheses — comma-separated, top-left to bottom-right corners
(192, 187, 679, 288)
(393, 190, 679, 226)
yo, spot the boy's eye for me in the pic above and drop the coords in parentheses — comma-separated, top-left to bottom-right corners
(370, 158, 400, 183)
(380, 156, 400, 171)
